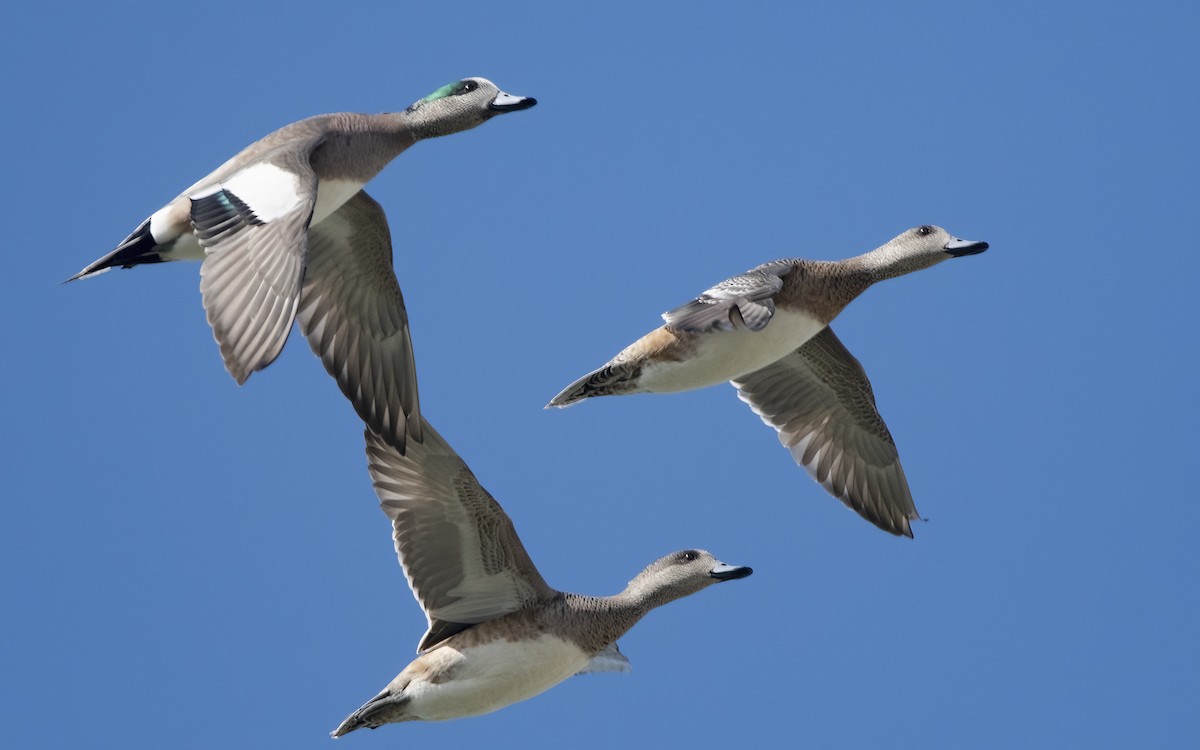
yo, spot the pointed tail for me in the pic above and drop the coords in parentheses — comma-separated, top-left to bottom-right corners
(65, 219, 164, 282)
(546, 363, 638, 408)
(546, 371, 597, 408)
(330, 690, 409, 737)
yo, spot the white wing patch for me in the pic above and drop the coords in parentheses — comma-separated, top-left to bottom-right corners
(202, 162, 303, 222)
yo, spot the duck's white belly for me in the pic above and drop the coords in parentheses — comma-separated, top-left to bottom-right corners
(406, 635, 591, 721)
(641, 308, 826, 392)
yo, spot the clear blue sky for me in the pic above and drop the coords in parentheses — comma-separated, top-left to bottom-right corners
(4, 2, 1197, 748)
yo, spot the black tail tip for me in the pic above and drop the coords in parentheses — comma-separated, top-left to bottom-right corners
(70, 218, 164, 281)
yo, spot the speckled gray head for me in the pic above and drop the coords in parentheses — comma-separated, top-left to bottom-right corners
(405, 77, 536, 117)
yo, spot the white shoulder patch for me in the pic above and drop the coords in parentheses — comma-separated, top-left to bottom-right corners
(208, 163, 303, 222)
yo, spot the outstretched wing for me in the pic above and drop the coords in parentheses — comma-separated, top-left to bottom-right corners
(297, 190, 421, 451)
(364, 423, 557, 653)
(195, 156, 316, 384)
(732, 326, 919, 537)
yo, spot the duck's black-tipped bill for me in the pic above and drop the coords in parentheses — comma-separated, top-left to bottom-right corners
(709, 563, 753, 581)
(944, 237, 989, 257)
(489, 92, 537, 112)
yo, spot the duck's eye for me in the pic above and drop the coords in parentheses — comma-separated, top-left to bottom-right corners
(679, 551, 699, 562)
(460, 80, 479, 94)
(917, 225, 933, 236)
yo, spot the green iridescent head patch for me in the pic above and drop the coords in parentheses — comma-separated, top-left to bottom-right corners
(406, 79, 483, 114)
(422, 80, 468, 103)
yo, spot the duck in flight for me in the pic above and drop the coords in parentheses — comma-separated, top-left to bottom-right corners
(547, 225, 989, 537)
(68, 78, 536, 450)
(332, 420, 751, 734)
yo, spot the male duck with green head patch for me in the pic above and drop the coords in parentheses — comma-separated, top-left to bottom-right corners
(69, 77, 536, 452)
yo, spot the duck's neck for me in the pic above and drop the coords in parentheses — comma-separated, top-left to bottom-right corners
(376, 111, 426, 151)
(309, 113, 420, 181)
(331, 108, 485, 171)
(614, 572, 702, 616)
(393, 109, 480, 143)
(846, 243, 945, 284)
(339, 108, 464, 157)
(571, 575, 685, 623)
(562, 594, 647, 652)
(787, 260, 875, 321)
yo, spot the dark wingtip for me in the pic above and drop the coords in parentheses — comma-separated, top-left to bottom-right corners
(883, 510, 921, 538)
